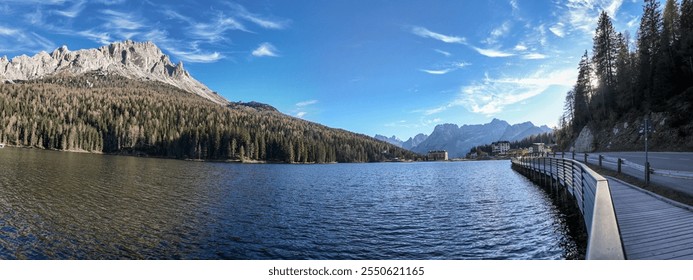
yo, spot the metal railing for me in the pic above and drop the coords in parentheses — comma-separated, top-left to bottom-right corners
(511, 156, 625, 260)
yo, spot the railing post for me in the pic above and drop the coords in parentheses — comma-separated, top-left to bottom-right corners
(561, 151, 564, 158)
(617, 158, 622, 174)
(599, 155, 603, 167)
(584, 153, 588, 164)
(572, 151, 575, 160)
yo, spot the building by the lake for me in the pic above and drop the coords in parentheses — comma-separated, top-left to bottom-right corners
(492, 141, 510, 155)
(428, 150, 448, 161)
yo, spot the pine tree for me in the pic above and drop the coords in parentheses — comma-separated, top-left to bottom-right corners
(614, 31, 637, 114)
(679, 0, 693, 92)
(593, 11, 618, 91)
(573, 51, 592, 135)
(637, 0, 663, 111)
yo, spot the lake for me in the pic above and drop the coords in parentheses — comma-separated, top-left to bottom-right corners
(0, 147, 579, 259)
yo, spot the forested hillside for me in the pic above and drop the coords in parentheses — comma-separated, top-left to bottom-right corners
(0, 72, 416, 163)
(556, 0, 693, 151)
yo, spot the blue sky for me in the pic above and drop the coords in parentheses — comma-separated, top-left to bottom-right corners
(0, 0, 650, 140)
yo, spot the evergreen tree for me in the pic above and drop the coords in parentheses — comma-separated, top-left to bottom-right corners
(681, 0, 693, 90)
(637, 0, 663, 111)
(573, 51, 592, 135)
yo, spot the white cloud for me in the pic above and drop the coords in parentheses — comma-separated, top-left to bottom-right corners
(2, 0, 66, 4)
(424, 68, 576, 115)
(54, 0, 85, 18)
(226, 2, 290, 30)
(190, 17, 247, 42)
(252, 42, 279, 57)
(385, 118, 443, 128)
(421, 69, 453, 75)
(523, 53, 547, 59)
(627, 16, 639, 28)
(0, 26, 19, 36)
(296, 100, 318, 107)
(411, 26, 466, 44)
(295, 99, 318, 118)
(472, 47, 515, 57)
(77, 30, 112, 44)
(95, 0, 126, 5)
(484, 21, 511, 45)
(168, 49, 223, 63)
(420, 62, 470, 75)
(434, 49, 451, 57)
(549, 23, 565, 37)
(514, 44, 528, 51)
(563, 0, 624, 35)
(510, 0, 519, 11)
(101, 9, 144, 30)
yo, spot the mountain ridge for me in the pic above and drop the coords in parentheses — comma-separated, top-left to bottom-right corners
(378, 118, 552, 158)
(0, 40, 227, 104)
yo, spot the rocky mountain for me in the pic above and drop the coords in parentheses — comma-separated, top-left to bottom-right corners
(0, 40, 227, 104)
(374, 134, 404, 147)
(402, 133, 428, 150)
(410, 119, 552, 158)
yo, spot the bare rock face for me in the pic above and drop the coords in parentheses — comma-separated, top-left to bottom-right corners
(573, 126, 595, 153)
(0, 40, 227, 105)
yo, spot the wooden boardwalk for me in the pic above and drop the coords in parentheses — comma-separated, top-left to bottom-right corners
(608, 177, 693, 260)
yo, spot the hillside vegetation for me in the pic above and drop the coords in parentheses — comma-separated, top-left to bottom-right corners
(556, 0, 693, 151)
(0, 73, 416, 163)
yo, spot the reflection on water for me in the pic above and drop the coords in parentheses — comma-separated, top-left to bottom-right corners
(0, 147, 577, 259)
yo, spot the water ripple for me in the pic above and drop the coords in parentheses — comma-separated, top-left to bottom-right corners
(0, 148, 578, 259)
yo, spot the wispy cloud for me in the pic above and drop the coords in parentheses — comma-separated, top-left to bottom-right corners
(484, 21, 511, 45)
(420, 62, 470, 75)
(472, 47, 515, 58)
(461, 68, 575, 114)
(0, 25, 19, 36)
(296, 100, 318, 107)
(54, 0, 85, 18)
(510, 0, 519, 11)
(294, 99, 318, 118)
(423, 68, 575, 115)
(101, 9, 144, 30)
(168, 48, 223, 63)
(523, 53, 547, 59)
(421, 69, 453, 75)
(0, 29, 55, 53)
(77, 30, 112, 44)
(252, 42, 279, 57)
(434, 49, 451, 57)
(549, 23, 565, 37)
(190, 14, 248, 42)
(227, 2, 289, 30)
(561, 0, 624, 36)
(513, 44, 528, 51)
(385, 118, 442, 128)
(2, 0, 67, 4)
(95, 0, 126, 5)
(411, 26, 515, 58)
(411, 26, 466, 44)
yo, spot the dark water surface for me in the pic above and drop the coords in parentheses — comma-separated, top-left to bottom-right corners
(0, 147, 577, 259)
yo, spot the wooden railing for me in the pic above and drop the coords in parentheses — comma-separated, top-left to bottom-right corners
(511, 157, 625, 260)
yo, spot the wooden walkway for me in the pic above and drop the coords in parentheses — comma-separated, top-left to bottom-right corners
(608, 177, 693, 260)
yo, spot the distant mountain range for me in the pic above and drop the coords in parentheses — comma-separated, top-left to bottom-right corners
(376, 118, 552, 158)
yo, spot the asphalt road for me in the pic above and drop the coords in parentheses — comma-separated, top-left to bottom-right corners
(596, 152, 693, 172)
(552, 151, 693, 196)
